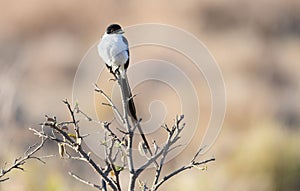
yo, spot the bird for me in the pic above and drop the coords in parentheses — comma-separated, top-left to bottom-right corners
(97, 24, 129, 79)
(97, 24, 137, 120)
(97, 24, 153, 156)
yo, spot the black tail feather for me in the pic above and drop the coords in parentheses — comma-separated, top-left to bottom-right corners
(128, 97, 137, 120)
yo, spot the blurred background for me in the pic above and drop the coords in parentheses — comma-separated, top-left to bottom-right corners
(1, 0, 300, 190)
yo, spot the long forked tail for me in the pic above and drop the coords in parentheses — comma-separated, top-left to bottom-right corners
(119, 74, 153, 156)
(119, 75, 137, 120)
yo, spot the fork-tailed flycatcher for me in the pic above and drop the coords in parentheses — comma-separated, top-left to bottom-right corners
(97, 24, 152, 156)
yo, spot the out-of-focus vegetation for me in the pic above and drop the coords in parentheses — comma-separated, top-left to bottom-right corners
(1, 0, 300, 190)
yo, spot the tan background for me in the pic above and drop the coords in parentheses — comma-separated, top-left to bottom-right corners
(1, 0, 300, 190)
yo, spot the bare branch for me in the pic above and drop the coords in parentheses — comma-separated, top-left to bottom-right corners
(0, 177, 9, 182)
(129, 115, 185, 190)
(69, 172, 102, 190)
(94, 84, 125, 124)
(30, 98, 215, 191)
(31, 102, 119, 191)
(102, 122, 127, 150)
(21, 72, 216, 191)
(114, 78, 135, 176)
(152, 157, 215, 190)
(63, 99, 81, 144)
(0, 137, 49, 182)
(191, 145, 207, 163)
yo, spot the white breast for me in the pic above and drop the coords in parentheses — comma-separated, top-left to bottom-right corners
(97, 34, 129, 71)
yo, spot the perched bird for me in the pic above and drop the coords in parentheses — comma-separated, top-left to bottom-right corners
(97, 24, 129, 79)
(97, 24, 153, 155)
(97, 24, 136, 120)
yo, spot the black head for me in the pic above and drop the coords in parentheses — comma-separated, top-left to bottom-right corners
(106, 24, 123, 34)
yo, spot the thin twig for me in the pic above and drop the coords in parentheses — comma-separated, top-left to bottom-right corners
(63, 99, 81, 145)
(0, 137, 49, 182)
(103, 122, 127, 150)
(94, 84, 125, 124)
(152, 115, 185, 187)
(69, 172, 102, 190)
(191, 145, 207, 163)
(152, 158, 215, 191)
